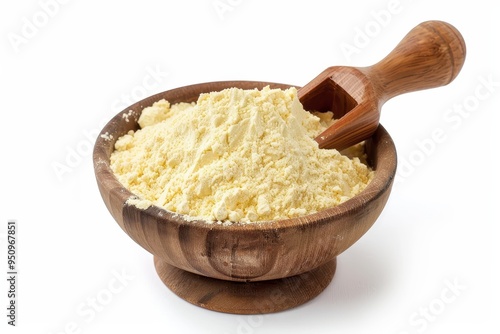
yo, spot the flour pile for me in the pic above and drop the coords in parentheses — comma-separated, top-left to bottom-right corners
(110, 86, 373, 223)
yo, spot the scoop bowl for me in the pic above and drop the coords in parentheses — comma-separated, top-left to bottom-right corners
(93, 81, 397, 314)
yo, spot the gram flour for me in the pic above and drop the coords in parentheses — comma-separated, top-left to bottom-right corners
(110, 86, 373, 223)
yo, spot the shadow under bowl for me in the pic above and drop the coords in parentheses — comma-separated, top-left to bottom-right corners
(93, 81, 397, 314)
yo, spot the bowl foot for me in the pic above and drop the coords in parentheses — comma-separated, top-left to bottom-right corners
(154, 257, 336, 314)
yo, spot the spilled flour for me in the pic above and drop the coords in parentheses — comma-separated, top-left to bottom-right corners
(110, 86, 373, 223)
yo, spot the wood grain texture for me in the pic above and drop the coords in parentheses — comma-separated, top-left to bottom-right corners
(155, 257, 337, 314)
(299, 20, 466, 151)
(93, 81, 397, 313)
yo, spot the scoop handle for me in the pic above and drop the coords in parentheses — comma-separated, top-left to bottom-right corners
(364, 20, 466, 103)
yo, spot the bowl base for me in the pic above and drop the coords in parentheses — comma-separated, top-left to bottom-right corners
(154, 257, 336, 314)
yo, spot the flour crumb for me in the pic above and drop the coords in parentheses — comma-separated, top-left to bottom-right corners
(122, 110, 135, 122)
(100, 132, 113, 141)
(126, 196, 153, 210)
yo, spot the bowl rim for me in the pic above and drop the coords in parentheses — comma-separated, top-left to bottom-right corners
(93, 80, 397, 233)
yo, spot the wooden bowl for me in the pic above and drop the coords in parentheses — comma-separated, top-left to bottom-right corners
(93, 81, 397, 314)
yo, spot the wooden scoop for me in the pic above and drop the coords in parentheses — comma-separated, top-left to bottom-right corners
(299, 20, 466, 151)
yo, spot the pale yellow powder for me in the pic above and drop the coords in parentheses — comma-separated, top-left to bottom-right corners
(110, 86, 373, 223)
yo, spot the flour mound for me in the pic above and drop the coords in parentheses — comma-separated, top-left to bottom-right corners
(111, 86, 373, 223)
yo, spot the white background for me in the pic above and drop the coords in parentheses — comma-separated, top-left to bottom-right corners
(1, 0, 499, 333)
